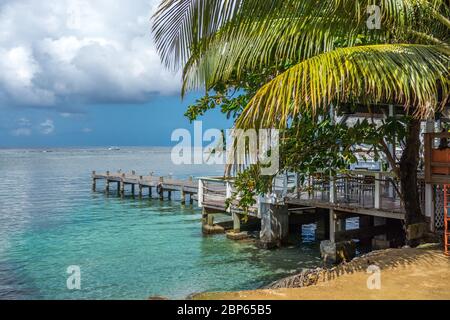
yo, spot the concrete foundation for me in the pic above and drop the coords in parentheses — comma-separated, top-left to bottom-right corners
(226, 231, 249, 241)
(202, 224, 225, 235)
(258, 202, 289, 249)
(201, 212, 225, 235)
(232, 212, 241, 232)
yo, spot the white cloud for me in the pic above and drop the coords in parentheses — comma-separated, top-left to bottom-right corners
(82, 127, 92, 133)
(11, 128, 32, 136)
(39, 119, 55, 135)
(0, 0, 181, 108)
(18, 117, 31, 127)
(10, 117, 33, 136)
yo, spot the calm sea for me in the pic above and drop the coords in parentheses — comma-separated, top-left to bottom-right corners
(0, 147, 321, 300)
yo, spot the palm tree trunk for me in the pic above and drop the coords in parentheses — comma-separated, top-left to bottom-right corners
(399, 118, 425, 229)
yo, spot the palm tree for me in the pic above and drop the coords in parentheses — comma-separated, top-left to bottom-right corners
(152, 0, 449, 232)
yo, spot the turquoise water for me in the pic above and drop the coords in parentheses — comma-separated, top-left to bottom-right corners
(0, 148, 321, 300)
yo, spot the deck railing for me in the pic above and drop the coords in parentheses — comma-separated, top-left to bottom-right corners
(199, 169, 426, 215)
(295, 171, 403, 212)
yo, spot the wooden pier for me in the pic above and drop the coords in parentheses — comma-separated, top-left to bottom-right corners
(197, 171, 429, 256)
(91, 168, 441, 262)
(92, 171, 198, 204)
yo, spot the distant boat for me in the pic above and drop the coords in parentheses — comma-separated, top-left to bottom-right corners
(108, 147, 120, 151)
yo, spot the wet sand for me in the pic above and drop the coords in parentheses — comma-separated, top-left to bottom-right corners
(194, 246, 450, 300)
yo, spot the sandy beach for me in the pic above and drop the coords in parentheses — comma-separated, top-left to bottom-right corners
(194, 246, 450, 300)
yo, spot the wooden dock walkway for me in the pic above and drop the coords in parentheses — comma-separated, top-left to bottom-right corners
(92, 171, 198, 203)
(91, 170, 424, 254)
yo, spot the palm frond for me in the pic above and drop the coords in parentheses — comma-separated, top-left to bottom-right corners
(153, 0, 448, 71)
(236, 44, 450, 128)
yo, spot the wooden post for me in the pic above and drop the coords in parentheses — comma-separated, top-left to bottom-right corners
(138, 176, 143, 198)
(158, 177, 164, 200)
(131, 184, 135, 197)
(105, 171, 110, 194)
(198, 179, 204, 208)
(202, 208, 208, 226)
(374, 172, 381, 209)
(232, 212, 241, 232)
(149, 187, 152, 198)
(329, 209, 336, 242)
(208, 214, 215, 227)
(120, 182, 125, 197)
(329, 176, 336, 204)
(168, 191, 172, 200)
(226, 181, 233, 213)
(117, 182, 120, 195)
(92, 171, 96, 191)
(181, 188, 186, 204)
(120, 173, 125, 197)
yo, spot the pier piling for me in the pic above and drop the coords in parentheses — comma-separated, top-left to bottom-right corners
(92, 171, 96, 192)
(181, 189, 186, 204)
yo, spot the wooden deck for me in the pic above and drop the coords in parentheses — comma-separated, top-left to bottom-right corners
(198, 170, 419, 221)
(92, 170, 417, 221)
(92, 171, 198, 202)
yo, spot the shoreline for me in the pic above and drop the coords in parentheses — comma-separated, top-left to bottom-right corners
(193, 244, 450, 300)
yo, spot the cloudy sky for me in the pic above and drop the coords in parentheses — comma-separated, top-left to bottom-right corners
(0, 0, 229, 147)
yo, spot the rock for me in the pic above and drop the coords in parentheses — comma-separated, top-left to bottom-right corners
(256, 239, 280, 250)
(265, 268, 325, 289)
(202, 224, 225, 235)
(320, 240, 356, 264)
(406, 222, 428, 241)
(226, 231, 249, 241)
(148, 296, 169, 300)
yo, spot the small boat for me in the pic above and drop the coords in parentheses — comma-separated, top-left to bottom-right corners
(108, 147, 120, 151)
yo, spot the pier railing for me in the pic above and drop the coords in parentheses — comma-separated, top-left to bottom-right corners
(198, 177, 262, 215)
(295, 170, 403, 212)
(199, 170, 426, 216)
(295, 170, 426, 213)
